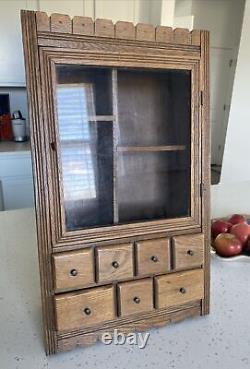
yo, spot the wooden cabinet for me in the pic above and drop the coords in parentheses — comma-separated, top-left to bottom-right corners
(21, 10, 210, 354)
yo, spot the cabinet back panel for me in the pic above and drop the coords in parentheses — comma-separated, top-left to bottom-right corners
(117, 69, 191, 146)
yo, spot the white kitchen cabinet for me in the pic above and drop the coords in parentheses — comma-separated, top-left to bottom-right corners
(0, 0, 38, 87)
(0, 0, 92, 87)
(0, 0, 169, 87)
(0, 147, 34, 210)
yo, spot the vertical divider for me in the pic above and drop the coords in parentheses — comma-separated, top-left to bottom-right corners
(112, 69, 119, 224)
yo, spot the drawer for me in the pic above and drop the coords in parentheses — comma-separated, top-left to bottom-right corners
(173, 233, 204, 270)
(155, 269, 204, 309)
(52, 249, 94, 291)
(118, 279, 153, 317)
(136, 238, 170, 276)
(55, 286, 115, 332)
(96, 243, 133, 283)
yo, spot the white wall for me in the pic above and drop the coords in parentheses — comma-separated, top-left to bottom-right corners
(192, 0, 245, 166)
(211, 0, 250, 217)
(221, 0, 250, 183)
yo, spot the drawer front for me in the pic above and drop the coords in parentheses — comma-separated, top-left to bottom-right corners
(173, 233, 204, 270)
(118, 279, 153, 317)
(155, 269, 204, 309)
(136, 238, 170, 276)
(53, 249, 94, 291)
(55, 286, 115, 332)
(96, 243, 133, 283)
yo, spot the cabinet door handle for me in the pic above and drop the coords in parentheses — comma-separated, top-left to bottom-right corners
(133, 296, 141, 304)
(187, 249, 194, 256)
(83, 307, 91, 315)
(151, 255, 158, 263)
(112, 261, 119, 269)
(179, 287, 186, 294)
(70, 268, 78, 276)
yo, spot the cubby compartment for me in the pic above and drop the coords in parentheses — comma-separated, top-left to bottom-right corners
(117, 150, 191, 223)
(116, 68, 191, 147)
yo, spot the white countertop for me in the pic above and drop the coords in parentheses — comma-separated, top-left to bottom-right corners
(0, 141, 30, 155)
(0, 208, 250, 369)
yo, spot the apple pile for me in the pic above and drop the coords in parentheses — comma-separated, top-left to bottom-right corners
(211, 214, 250, 257)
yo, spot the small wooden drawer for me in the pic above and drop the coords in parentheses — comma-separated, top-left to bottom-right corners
(173, 233, 204, 270)
(155, 269, 204, 309)
(52, 249, 94, 291)
(136, 238, 170, 276)
(117, 279, 153, 317)
(96, 243, 133, 283)
(55, 286, 115, 332)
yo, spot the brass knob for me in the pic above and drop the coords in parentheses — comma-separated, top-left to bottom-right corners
(133, 296, 141, 304)
(84, 307, 91, 315)
(151, 255, 158, 263)
(180, 287, 186, 294)
(70, 269, 78, 276)
(112, 261, 119, 269)
(187, 250, 194, 256)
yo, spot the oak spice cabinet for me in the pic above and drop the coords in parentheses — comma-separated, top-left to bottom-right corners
(21, 10, 210, 354)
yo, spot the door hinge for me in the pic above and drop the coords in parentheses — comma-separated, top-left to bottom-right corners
(200, 91, 204, 106)
(200, 182, 206, 197)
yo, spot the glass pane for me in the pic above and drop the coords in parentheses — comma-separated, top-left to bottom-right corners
(54, 65, 192, 231)
(55, 65, 113, 231)
(116, 69, 191, 222)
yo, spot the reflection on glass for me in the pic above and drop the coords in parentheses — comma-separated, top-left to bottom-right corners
(57, 84, 97, 203)
(56, 65, 113, 230)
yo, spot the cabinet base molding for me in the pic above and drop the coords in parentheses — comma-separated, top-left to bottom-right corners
(56, 301, 201, 353)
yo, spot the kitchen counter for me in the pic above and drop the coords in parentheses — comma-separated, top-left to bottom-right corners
(0, 141, 30, 155)
(0, 208, 250, 369)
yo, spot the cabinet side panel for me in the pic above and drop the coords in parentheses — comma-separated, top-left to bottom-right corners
(21, 10, 56, 354)
(200, 31, 210, 315)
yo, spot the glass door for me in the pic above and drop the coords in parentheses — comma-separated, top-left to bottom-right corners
(54, 64, 192, 232)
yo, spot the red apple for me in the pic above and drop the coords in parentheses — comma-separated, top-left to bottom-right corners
(214, 233, 242, 257)
(228, 214, 247, 225)
(211, 220, 232, 238)
(230, 222, 250, 245)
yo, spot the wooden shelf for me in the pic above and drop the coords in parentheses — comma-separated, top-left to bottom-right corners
(116, 145, 186, 153)
(88, 115, 115, 121)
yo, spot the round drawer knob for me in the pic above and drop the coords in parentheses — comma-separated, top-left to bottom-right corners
(187, 249, 194, 256)
(70, 268, 78, 276)
(133, 296, 141, 304)
(112, 261, 120, 269)
(151, 255, 158, 263)
(179, 287, 186, 294)
(83, 307, 91, 315)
